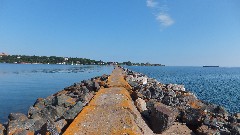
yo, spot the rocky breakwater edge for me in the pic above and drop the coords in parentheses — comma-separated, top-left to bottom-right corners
(124, 67, 240, 135)
(0, 66, 239, 135)
(0, 74, 109, 135)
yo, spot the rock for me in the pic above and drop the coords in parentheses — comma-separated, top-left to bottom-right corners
(52, 94, 76, 107)
(81, 86, 89, 94)
(7, 119, 35, 135)
(93, 81, 100, 91)
(131, 91, 144, 101)
(161, 122, 195, 135)
(54, 119, 68, 134)
(79, 92, 94, 103)
(234, 113, 240, 123)
(196, 125, 220, 135)
(28, 106, 41, 118)
(214, 106, 228, 118)
(12, 129, 34, 135)
(150, 102, 178, 133)
(143, 89, 151, 99)
(82, 80, 92, 86)
(32, 96, 54, 109)
(162, 96, 173, 106)
(231, 123, 240, 135)
(0, 124, 5, 135)
(128, 80, 139, 88)
(33, 98, 46, 109)
(39, 120, 59, 135)
(149, 87, 160, 99)
(8, 113, 28, 121)
(180, 107, 204, 129)
(135, 98, 147, 113)
(136, 76, 148, 85)
(63, 101, 84, 120)
(28, 119, 46, 132)
(39, 106, 66, 121)
(172, 84, 185, 91)
(100, 74, 108, 81)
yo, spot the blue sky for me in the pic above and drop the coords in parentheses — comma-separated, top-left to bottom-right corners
(0, 0, 239, 66)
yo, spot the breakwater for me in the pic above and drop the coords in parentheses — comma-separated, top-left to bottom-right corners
(0, 66, 239, 135)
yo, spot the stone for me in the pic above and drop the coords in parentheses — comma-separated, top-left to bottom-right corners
(28, 106, 41, 118)
(12, 129, 34, 135)
(100, 74, 108, 81)
(162, 96, 173, 106)
(231, 123, 240, 135)
(33, 98, 46, 109)
(8, 113, 28, 121)
(81, 86, 89, 94)
(144, 89, 151, 99)
(135, 98, 147, 113)
(161, 122, 195, 135)
(39, 120, 59, 135)
(196, 125, 220, 135)
(149, 87, 160, 99)
(7, 119, 35, 135)
(79, 92, 94, 103)
(234, 113, 240, 123)
(172, 84, 185, 91)
(82, 80, 93, 86)
(52, 94, 76, 107)
(131, 91, 144, 101)
(93, 81, 100, 91)
(39, 106, 66, 121)
(128, 80, 139, 88)
(150, 102, 178, 133)
(63, 101, 84, 120)
(0, 124, 5, 135)
(136, 76, 148, 85)
(180, 107, 204, 128)
(54, 119, 68, 134)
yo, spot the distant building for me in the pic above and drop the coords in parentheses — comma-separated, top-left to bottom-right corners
(0, 52, 8, 57)
(64, 57, 69, 61)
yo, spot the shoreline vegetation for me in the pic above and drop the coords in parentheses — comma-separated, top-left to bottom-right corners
(0, 53, 164, 66)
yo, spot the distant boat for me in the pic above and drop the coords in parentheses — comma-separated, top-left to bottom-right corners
(203, 66, 219, 67)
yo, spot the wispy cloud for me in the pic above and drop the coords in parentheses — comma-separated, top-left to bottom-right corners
(156, 13, 174, 27)
(146, 0, 174, 28)
(146, 0, 158, 8)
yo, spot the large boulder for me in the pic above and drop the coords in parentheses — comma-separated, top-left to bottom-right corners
(150, 102, 178, 133)
(7, 113, 35, 135)
(63, 101, 84, 120)
(8, 113, 28, 122)
(52, 94, 76, 107)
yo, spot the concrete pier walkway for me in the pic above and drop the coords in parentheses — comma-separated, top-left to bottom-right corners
(63, 67, 153, 135)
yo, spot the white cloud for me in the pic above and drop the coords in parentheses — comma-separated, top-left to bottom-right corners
(146, 0, 158, 8)
(146, 0, 175, 28)
(156, 13, 174, 27)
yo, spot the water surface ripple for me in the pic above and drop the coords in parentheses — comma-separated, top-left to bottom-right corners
(0, 64, 113, 123)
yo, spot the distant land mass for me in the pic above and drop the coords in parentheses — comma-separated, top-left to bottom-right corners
(0, 53, 164, 66)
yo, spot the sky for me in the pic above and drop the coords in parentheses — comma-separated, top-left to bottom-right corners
(0, 0, 240, 66)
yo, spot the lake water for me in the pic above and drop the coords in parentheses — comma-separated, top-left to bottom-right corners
(0, 63, 113, 123)
(127, 66, 240, 113)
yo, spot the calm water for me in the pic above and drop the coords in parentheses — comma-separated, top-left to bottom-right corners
(127, 66, 240, 113)
(0, 63, 113, 123)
